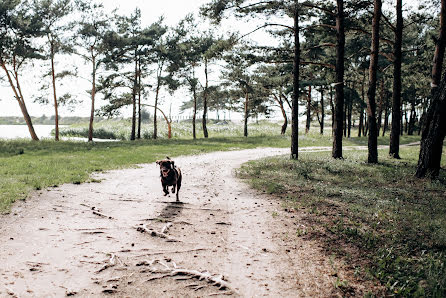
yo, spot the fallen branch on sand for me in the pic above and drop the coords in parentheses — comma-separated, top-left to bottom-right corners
(80, 203, 114, 219)
(96, 253, 122, 274)
(136, 223, 179, 242)
(92, 211, 114, 219)
(141, 259, 234, 293)
(132, 248, 209, 257)
(161, 222, 172, 234)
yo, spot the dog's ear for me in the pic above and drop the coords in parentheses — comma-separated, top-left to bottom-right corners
(156, 160, 161, 165)
(170, 160, 175, 169)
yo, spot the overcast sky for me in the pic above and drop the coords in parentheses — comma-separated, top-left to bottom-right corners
(0, 0, 421, 119)
(0, 0, 227, 118)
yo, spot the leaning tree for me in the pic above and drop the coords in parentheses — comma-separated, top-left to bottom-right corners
(0, 0, 43, 140)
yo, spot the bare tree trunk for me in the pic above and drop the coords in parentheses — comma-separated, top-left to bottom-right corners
(137, 57, 142, 139)
(366, 0, 381, 164)
(306, 86, 311, 134)
(404, 106, 408, 133)
(143, 104, 171, 139)
(1, 59, 39, 141)
(408, 102, 416, 135)
(343, 98, 347, 137)
(416, 77, 446, 178)
(88, 52, 96, 142)
(377, 78, 384, 135)
(202, 57, 209, 138)
(153, 63, 163, 139)
(400, 106, 404, 136)
(329, 85, 334, 135)
(131, 52, 137, 141)
(383, 104, 389, 136)
(364, 116, 369, 136)
(419, 98, 428, 135)
(358, 109, 364, 137)
(50, 42, 59, 141)
(291, 2, 300, 160)
(430, 0, 446, 99)
(192, 85, 197, 140)
(244, 90, 249, 137)
(274, 94, 288, 134)
(320, 88, 325, 134)
(347, 97, 352, 138)
(359, 69, 366, 137)
(389, 0, 403, 158)
(332, 0, 345, 159)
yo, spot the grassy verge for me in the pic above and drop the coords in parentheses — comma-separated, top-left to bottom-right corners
(0, 133, 295, 213)
(237, 147, 446, 296)
(0, 119, 422, 215)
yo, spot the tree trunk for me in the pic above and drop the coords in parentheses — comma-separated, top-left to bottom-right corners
(332, 0, 345, 159)
(131, 52, 138, 141)
(419, 98, 428, 135)
(281, 106, 288, 135)
(389, 0, 403, 158)
(244, 90, 249, 137)
(400, 106, 404, 136)
(364, 115, 369, 136)
(366, 0, 381, 164)
(430, 0, 446, 99)
(192, 84, 197, 140)
(137, 57, 142, 139)
(416, 76, 446, 178)
(1, 60, 39, 141)
(153, 63, 162, 139)
(347, 97, 352, 138)
(383, 104, 389, 136)
(408, 102, 416, 135)
(358, 109, 364, 137)
(306, 86, 311, 134)
(329, 85, 334, 135)
(320, 88, 325, 134)
(274, 94, 288, 135)
(404, 107, 408, 133)
(377, 78, 384, 135)
(343, 98, 347, 137)
(202, 57, 209, 138)
(88, 53, 96, 142)
(291, 2, 300, 160)
(50, 42, 59, 141)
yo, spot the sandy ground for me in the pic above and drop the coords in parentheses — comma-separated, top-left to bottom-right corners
(0, 148, 357, 297)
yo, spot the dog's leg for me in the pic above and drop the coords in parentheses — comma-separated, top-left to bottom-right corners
(162, 183, 169, 196)
(176, 178, 181, 202)
(172, 184, 176, 193)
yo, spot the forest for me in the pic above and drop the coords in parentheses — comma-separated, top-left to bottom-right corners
(1, 0, 445, 177)
(1, 0, 446, 296)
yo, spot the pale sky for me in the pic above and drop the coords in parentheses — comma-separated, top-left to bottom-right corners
(0, 0, 275, 119)
(0, 0, 421, 119)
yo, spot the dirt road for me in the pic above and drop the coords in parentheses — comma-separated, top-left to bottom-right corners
(0, 148, 351, 297)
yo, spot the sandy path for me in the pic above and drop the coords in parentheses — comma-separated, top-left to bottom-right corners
(0, 148, 346, 297)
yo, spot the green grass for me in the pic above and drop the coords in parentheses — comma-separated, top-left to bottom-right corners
(59, 119, 295, 140)
(237, 146, 446, 296)
(0, 119, 423, 213)
(0, 126, 294, 213)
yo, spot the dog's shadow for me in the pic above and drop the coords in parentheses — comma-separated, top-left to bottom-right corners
(158, 201, 184, 220)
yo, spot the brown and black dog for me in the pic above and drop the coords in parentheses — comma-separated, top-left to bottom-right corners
(156, 157, 182, 202)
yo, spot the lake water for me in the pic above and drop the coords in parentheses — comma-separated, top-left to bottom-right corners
(0, 125, 55, 139)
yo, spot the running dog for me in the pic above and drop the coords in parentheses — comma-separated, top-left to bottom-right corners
(156, 157, 182, 202)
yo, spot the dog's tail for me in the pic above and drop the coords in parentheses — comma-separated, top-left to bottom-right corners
(166, 156, 171, 160)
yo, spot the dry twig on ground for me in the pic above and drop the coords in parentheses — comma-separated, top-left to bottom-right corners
(136, 223, 180, 242)
(141, 259, 234, 293)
